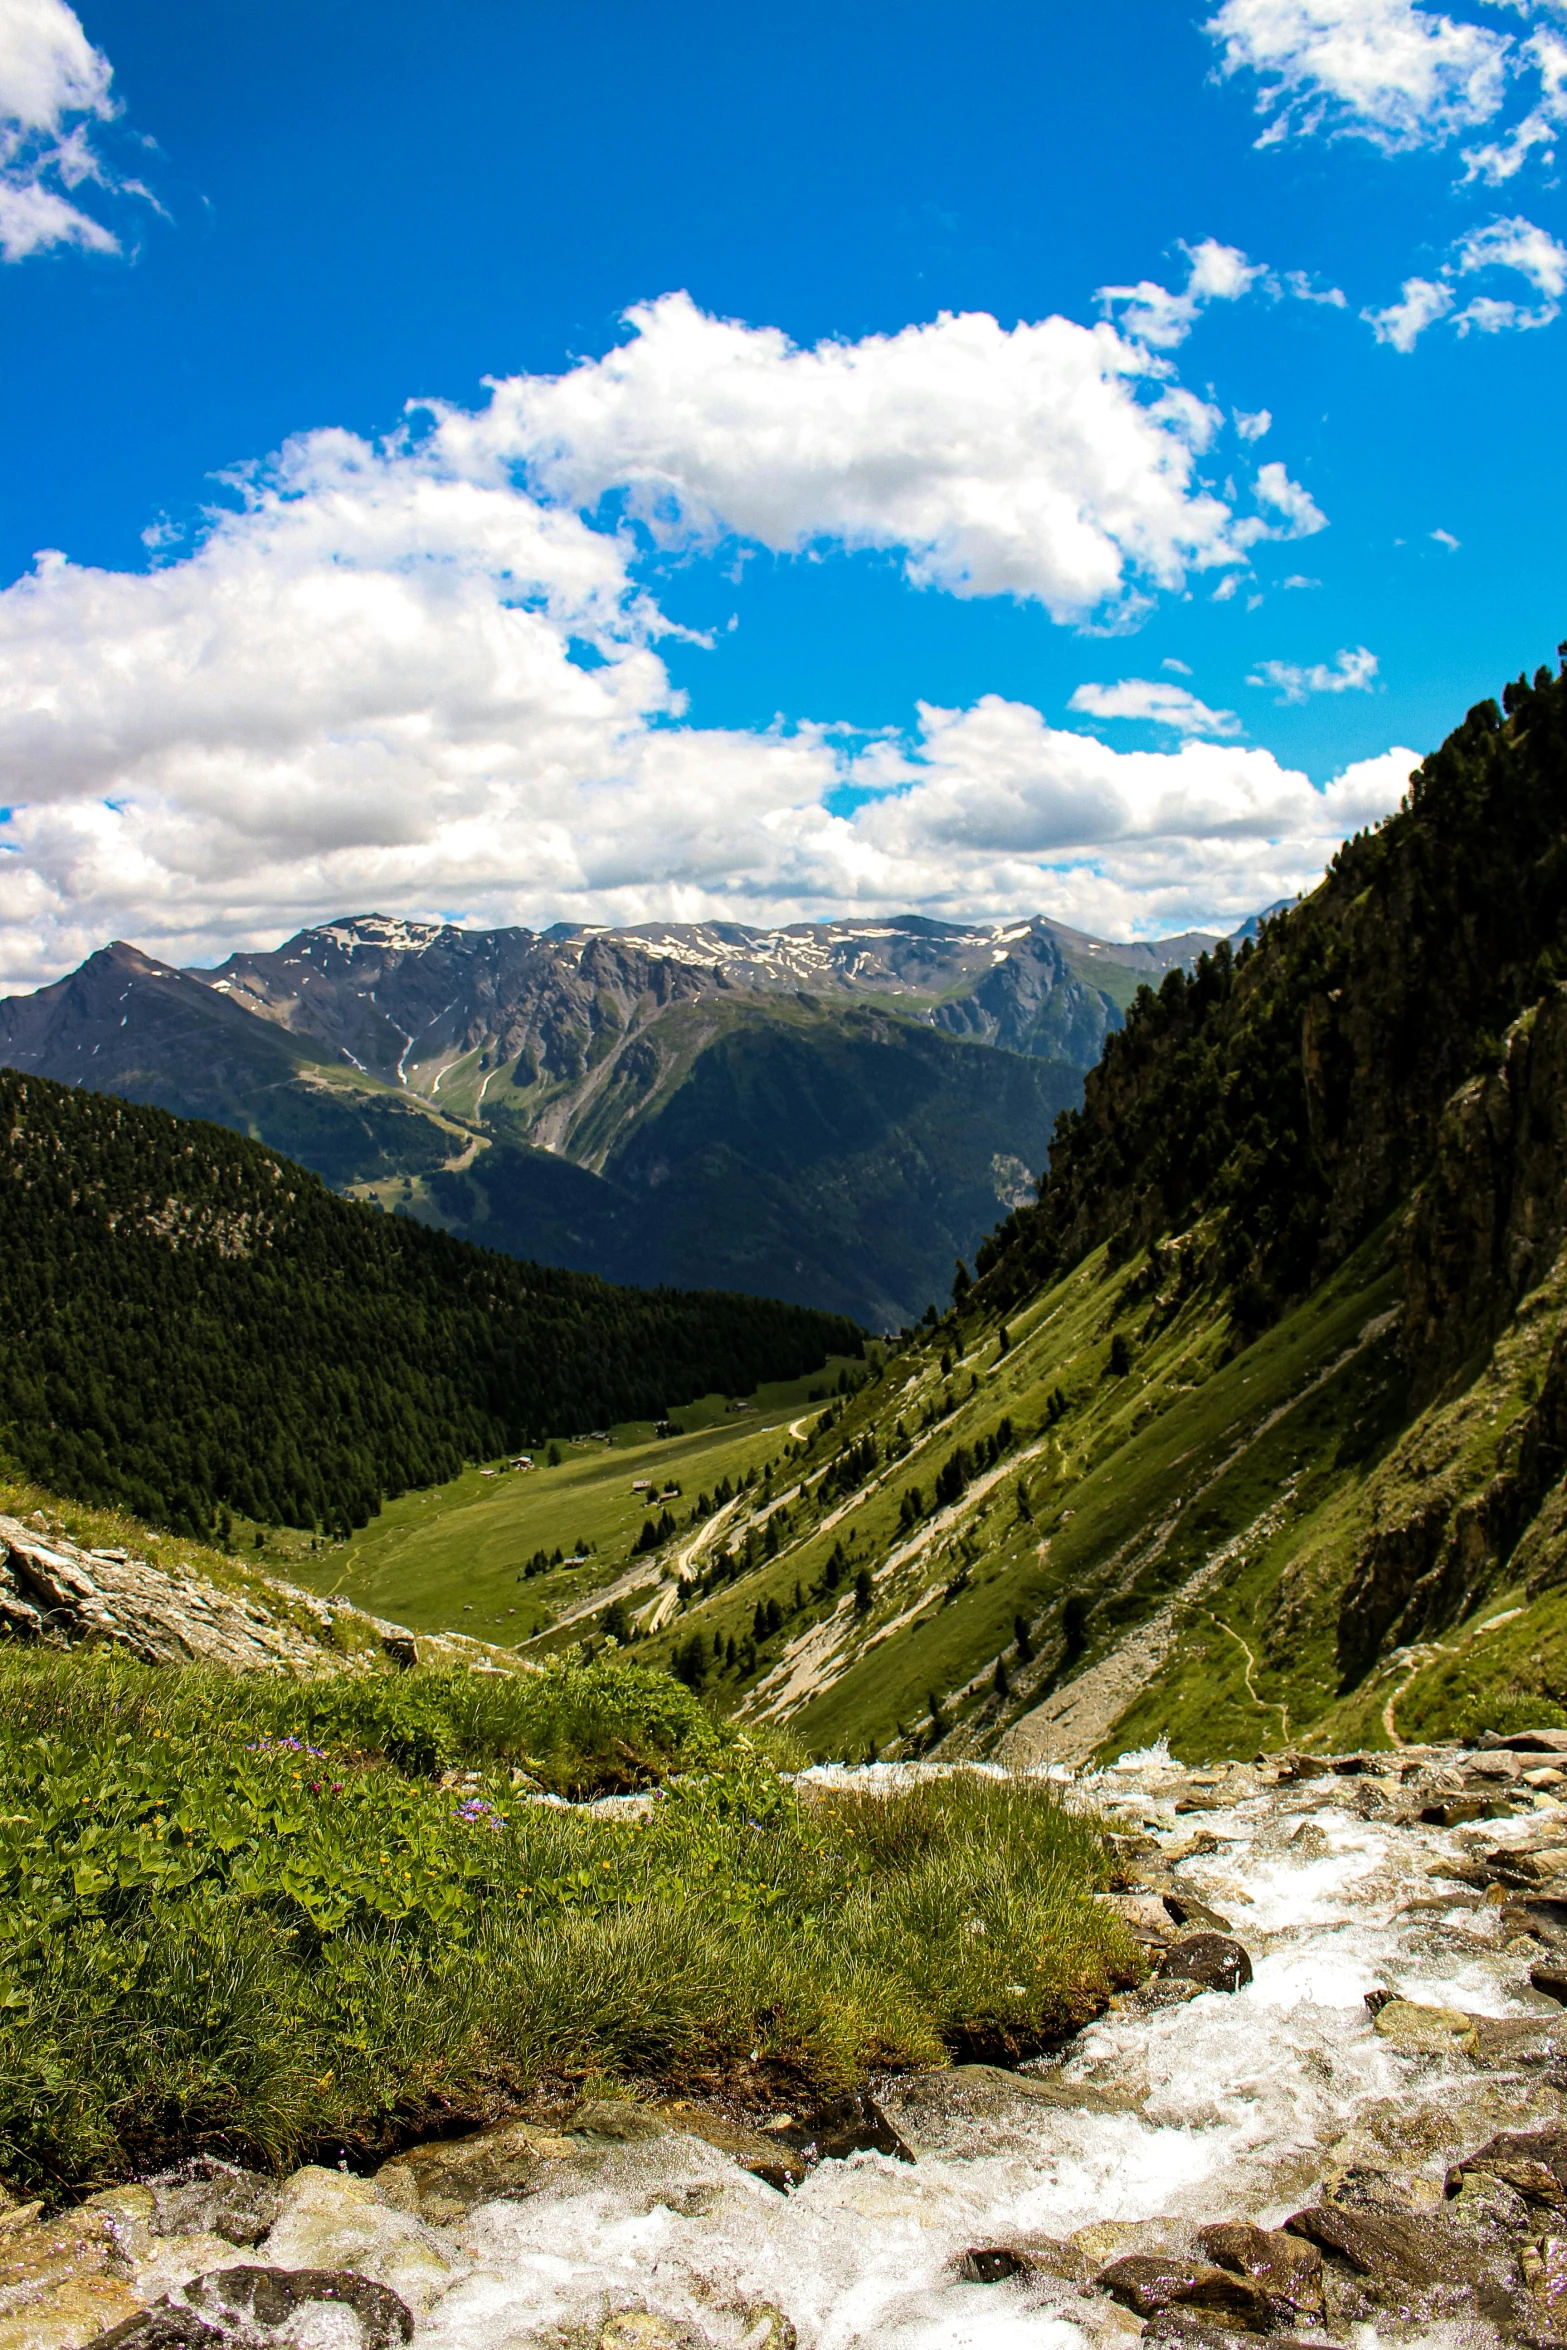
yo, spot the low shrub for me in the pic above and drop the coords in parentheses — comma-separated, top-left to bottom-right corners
(0, 1652, 1137, 2195)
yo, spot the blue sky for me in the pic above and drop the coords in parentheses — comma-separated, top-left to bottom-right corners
(0, 0, 1561, 985)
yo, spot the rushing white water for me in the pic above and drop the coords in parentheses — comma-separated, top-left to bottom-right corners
(405, 1754, 1566, 2350)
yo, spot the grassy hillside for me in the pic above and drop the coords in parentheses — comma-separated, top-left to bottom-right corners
(292, 1219, 1408, 1763)
(293, 1359, 868, 1641)
(0, 1072, 858, 1540)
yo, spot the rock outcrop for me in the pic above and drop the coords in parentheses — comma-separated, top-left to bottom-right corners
(0, 1513, 514, 1677)
(1403, 986, 1567, 1406)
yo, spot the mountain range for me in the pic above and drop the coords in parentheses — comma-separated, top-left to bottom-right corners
(0, 911, 1225, 1327)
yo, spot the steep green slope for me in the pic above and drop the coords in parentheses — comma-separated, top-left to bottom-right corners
(346, 652, 1567, 1763)
(595, 1225, 1403, 1763)
(0, 1072, 858, 1540)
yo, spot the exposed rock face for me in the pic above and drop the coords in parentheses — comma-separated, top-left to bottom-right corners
(1403, 988, 1567, 1404)
(0, 1514, 510, 1677)
(0, 1518, 326, 1670)
(928, 929, 1119, 1067)
(193, 914, 1138, 1095)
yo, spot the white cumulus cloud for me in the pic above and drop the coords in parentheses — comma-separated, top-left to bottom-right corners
(1206, 0, 1511, 151)
(1250, 459, 1329, 536)
(0, 0, 150, 260)
(1455, 212, 1567, 296)
(1206, 0, 1567, 205)
(1247, 644, 1379, 700)
(816, 702, 1415, 940)
(1465, 24, 1567, 181)
(0, 317, 1409, 991)
(1365, 274, 1456, 349)
(460, 289, 1311, 622)
(1364, 212, 1567, 344)
(1069, 678, 1243, 736)
(1096, 237, 1264, 348)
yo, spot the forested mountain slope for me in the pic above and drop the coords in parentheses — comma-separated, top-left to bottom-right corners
(981, 668, 1567, 1338)
(429, 1001, 1080, 1327)
(0, 1073, 857, 1539)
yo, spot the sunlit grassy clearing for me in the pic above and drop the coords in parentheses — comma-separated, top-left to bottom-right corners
(295, 1361, 866, 1639)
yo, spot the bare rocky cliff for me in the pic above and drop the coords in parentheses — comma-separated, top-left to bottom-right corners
(1333, 989, 1567, 1681)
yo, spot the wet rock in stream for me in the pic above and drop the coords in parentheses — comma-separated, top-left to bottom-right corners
(253, 2166, 460, 2318)
(144, 2167, 282, 2252)
(561, 2098, 809, 2190)
(1284, 2200, 1522, 2329)
(1195, 2220, 1327, 2329)
(86, 2312, 223, 2349)
(767, 2090, 913, 2167)
(377, 2120, 574, 2223)
(1095, 2249, 1275, 2332)
(1505, 1893, 1567, 1946)
(1154, 1932, 1254, 1994)
(1451, 2123, 1567, 2210)
(954, 2244, 1043, 2282)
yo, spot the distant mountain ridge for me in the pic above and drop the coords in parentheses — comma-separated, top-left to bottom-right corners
(0, 909, 1226, 1326)
(195, 909, 1215, 1100)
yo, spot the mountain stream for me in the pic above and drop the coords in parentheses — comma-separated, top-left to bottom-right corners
(60, 1741, 1567, 2350)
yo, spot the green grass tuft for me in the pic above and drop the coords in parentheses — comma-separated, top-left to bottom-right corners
(0, 1652, 1134, 2196)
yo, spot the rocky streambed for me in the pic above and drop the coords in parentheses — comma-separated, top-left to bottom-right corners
(19, 1731, 1567, 2350)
